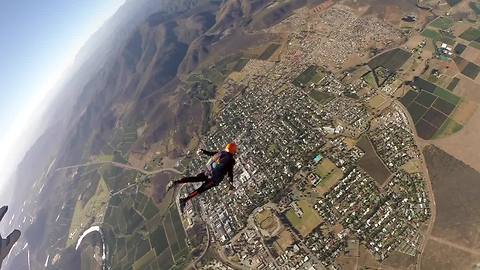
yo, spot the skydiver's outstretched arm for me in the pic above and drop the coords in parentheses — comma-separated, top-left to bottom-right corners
(198, 149, 217, 156)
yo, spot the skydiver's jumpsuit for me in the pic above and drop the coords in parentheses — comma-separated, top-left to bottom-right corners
(175, 149, 235, 202)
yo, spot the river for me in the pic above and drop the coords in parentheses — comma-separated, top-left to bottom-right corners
(75, 226, 108, 269)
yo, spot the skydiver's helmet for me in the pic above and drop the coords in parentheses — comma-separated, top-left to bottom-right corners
(225, 143, 238, 155)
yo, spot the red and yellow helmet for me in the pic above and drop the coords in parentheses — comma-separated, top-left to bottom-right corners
(225, 143, 238, 154)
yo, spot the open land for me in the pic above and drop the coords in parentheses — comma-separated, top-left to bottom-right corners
(423, 146, 480, 253)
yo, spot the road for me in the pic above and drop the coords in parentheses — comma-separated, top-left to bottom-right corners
(191, 220, 210, 269)
(56, 161, 183, 175)
(247, 212, 281, 269)
(215, 243, 250, 270)
(57, 161, 184, 197)
(428, 236, 480, 256)
(392, 100, 437, 270)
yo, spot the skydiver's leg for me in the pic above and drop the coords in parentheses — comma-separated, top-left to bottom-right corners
(167, 172, 209, 192)
(180, 179, 216, 203)
(175, 172, 208, 184)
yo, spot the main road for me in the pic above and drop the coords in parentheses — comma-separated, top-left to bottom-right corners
(55, 161, 184, 175)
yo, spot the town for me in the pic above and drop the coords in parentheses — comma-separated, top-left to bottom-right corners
(180, 48, 431, 269)
(173, 4, 437, 270)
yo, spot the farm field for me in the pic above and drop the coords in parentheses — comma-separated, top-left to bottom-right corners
(421, 28, 455, 45)
(459, 27, 480, 41)
(309, 89, 334, 105)
(67, 177, 109, 247)
(356, 136, 391, 185)
(103, 180, 189, 270)
(429, 17, 454, 30)
(258, 43, 281, 60)
(368, 48, 412, 72)
(461, 62, 480, 80)
(293, 65, 320, 87)
(400, 77, 463, 139)
(446, 77, 459, 90)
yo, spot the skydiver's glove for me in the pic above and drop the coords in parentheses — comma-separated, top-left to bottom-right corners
(0, 206, 21, 266)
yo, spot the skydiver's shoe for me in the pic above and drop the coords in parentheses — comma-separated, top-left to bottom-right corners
(166, 180, 175, 192)
(179, 198, 188, 214)
(0, 230, 21, 262)
(0, 206, 7, 222)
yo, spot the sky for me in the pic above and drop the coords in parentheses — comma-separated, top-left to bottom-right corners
(0, 0, 125, 200)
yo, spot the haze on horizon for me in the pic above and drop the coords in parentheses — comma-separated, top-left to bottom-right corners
(0, 0, 126, 204)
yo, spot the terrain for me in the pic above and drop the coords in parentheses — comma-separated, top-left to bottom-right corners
(421, 146, 480, 269)
(3, 0, 480, 269)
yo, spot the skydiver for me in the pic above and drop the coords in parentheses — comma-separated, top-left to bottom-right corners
(0, 206, 21, 269)
(167, 143, 238, 212)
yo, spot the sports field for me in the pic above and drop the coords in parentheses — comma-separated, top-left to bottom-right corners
(285, 200, 323, 237)
(255, 208, 280, 235)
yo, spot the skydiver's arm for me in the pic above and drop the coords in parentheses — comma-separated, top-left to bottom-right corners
(200, 149, 217, 156)
(227, 160, 235, 184)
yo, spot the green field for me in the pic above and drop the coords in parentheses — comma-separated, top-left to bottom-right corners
(96, 154, 114, 162)
(400, 81, 461, 140)
(462, 62, 480, 79)
(125, 208, 144, 234)
(422, 28, 441, 40)
(447, 77, 460, 91)
(157, 249, 175, 270)
(430, 17, 454, 30)
(233, 58, 250, 71)
(421, 28, 456, 45)
(363, 71, 377, 88)
(459, 27, 480, 41)
(433, 87, 461, 105)
(143, 199, 159, 220)
(470, 2, 480, 15)
(433, 118, 463, 138)
(446, 0, 461, 6)
(133, 249, 156, 270)
(150, 225, 169, 255)
(399, 90, 418, 106)
(293, 65, 319, 87)
(67, 177, 110, 246)
(309, 90, 334, 105)
(407, 102, 428, 123)
(310, 71, 326, 84)
(169, 206, 187, 249)
(101, 169, 190, 270)
(135, 238, 151, 260)
(415, 90, 437, 107)
(134, 192, 149, 212)
(368, 48, 412, 72)
(470, 41, 480, 50)
(259, 43, 280, 60)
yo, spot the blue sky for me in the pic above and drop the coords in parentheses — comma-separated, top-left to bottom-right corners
(0, 0, 125, 201)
